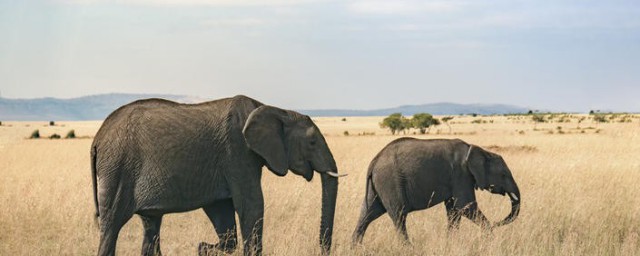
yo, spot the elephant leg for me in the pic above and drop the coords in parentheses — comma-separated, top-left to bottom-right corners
(387, 209, 410, 243)
(98, 223, 125, 256)
(237, 205, 263, 256)
(239, 204, 264, 256)
(97, 185, 134, 256)
(199, 198, 238, 255)
(140, 215, 163, 256)
(97, 208, 133, 256)
(232, 185, 264, 256)
(375, 177, 410, 243)
(461, 202, 491, 230)
(445, 198, 462, 231)
(352, 195, 386, 245)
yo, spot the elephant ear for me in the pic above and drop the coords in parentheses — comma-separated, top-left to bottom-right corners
(243, 106, 290, 176)
(464, 145, 489, 189)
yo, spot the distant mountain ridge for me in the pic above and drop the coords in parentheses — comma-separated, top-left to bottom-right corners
(300, 102, 528, 117)
(0, 94, 529, 121)
(0, 93, 206, 121)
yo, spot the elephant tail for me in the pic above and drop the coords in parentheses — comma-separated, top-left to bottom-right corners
(91, 146, 99, 220)
(363, 172, 377, 211)
(363, 154, 381, 212)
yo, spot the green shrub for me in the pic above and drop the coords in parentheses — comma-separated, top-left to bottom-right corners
(30, 130, 40, 139)
(558, 117, 571, 123)
(411, 113, 440, 134)
(341, 118, 347, 122)
(66, 130, 76, 139)
(532, 115, 546, 123)
(593, 115, 608, 123)
(49, 121, 55, 126)
(343, 130, 349, 136)
(49, 134, 61, 139)
(619, 117, 632, 123)
(380, 113, 407, 135)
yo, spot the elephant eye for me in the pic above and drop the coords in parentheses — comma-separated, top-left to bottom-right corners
(310, 140, 317, 146)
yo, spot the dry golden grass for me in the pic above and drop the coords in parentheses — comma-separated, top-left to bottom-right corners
(1, 115, 639, 255)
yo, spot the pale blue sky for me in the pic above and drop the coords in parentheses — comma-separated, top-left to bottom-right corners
(1, 0, 639, 112)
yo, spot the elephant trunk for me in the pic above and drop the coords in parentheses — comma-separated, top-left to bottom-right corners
(493, 188, 520, 228)
(319, 172, 338, 255)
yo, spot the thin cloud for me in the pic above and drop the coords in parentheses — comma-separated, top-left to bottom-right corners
(202, 18, 268, 28)
(382, 23, 421, 31)
(348, 0, 640, 30)
(54, 0, 320, 6)
(348, 0, 464, 15)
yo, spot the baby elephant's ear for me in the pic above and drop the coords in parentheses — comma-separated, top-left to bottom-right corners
(243, 106, 289, 176)
(465, 145, 488, 188)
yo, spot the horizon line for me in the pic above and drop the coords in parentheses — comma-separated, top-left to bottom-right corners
(0, 92, 636, 114)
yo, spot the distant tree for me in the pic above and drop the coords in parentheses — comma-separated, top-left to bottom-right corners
(30, 130, 40, 139)
(527, 110, 534, 115)
(380, 113, 405, 135)
(400, 117, 413, 134)
(412, 113, 440, 134)
(441, 116, 454, 134)
(49, 121, 55, 126)
(430, 118, 441, 133)
(66, 130, 76, 139)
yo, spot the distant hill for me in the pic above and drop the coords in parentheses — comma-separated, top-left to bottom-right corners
(299, 103, 529, 117)
(0, 94, 529, 121)
(0, 93, 207, 121)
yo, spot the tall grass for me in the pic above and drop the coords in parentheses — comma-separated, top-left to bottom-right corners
(0, 117, 638, 255)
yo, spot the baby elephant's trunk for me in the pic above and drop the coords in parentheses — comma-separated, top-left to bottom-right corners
(493, 189, 520, 227)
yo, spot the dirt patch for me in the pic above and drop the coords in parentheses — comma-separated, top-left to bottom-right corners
(484, 145, 538, 153)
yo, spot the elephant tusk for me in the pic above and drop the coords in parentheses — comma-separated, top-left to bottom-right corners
(326, 171, 348, 178)
(509, 192, 519, 201)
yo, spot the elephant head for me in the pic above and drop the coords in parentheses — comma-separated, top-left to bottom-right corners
(465, 145, 521, 228)
(242, 105, 340, 253)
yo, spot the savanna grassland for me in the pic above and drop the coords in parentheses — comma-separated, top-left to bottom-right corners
(1, 114, 639, 255)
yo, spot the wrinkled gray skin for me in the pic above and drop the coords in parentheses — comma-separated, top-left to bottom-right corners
(352, 138, 520, 244)
(91, 95, 339, 256)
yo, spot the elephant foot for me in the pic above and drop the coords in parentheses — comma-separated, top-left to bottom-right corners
(198, 242, 236, 255)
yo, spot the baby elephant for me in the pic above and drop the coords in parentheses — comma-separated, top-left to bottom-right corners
(352, 138, 520, 244)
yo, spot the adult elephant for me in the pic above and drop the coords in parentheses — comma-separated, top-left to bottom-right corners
(91, 95, 342, 256)
(352, 138, 520, 244)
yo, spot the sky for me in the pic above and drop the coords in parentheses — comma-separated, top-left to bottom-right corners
(0, 0, 639, 112)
